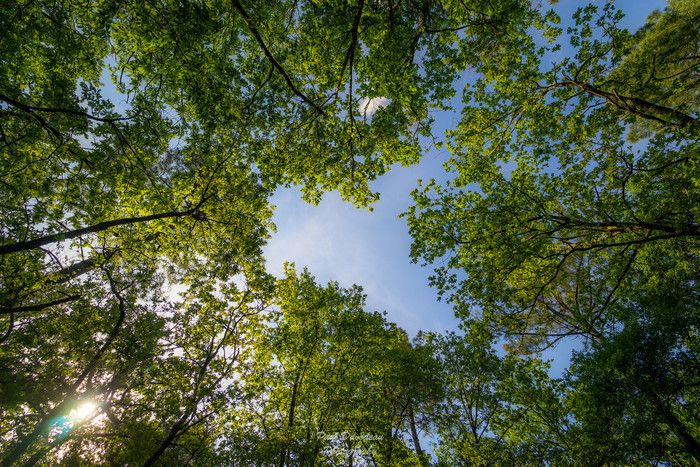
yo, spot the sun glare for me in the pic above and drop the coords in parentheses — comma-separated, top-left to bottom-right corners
(69, 401, 97, 422)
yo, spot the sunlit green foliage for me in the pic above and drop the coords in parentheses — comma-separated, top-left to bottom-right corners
(221, 265, 439, 466)
(405, 0, 700, 349)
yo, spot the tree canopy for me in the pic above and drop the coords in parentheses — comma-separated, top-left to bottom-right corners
(1, 0, 699, 465)
(405, 0, 699, 463)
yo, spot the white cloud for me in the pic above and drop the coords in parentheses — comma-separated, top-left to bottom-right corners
(359, 96, 390, 117)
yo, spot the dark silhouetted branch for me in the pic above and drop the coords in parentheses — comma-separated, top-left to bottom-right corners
(231, 0, 326, 115)
(0, 294, 81, 315)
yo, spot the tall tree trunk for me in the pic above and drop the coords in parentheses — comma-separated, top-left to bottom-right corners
(279, 374, 301, 467)
(143, 417, 188, 467)
(408, 403, 424, 460)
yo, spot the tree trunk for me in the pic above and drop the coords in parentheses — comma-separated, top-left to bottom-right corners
(408, 403, 424, 460)
(143, 417, 188, 467)
(279, 375, 300, 467)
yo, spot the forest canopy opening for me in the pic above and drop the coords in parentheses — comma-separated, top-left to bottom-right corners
(1, 0, 698, 464)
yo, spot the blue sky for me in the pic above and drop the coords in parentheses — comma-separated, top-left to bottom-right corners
(264, 156, 459, 337)
(263, 0, 667, 372)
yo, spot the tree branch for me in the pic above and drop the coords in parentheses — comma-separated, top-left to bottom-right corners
(539, 80, 700, 129)
(336, 0, 365, 93)
(0, 294, 81, 315)
(231, 0, 326, 115)
(0, 194, 214, 255)
(0, 92, 134, 125)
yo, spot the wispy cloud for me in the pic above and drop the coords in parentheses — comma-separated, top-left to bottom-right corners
(264, 172, 459, 336)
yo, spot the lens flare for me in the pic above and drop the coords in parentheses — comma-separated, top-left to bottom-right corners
(47, 401, 98, 442)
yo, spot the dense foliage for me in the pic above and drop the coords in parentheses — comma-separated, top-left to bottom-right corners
(1, 0, 698, 464)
